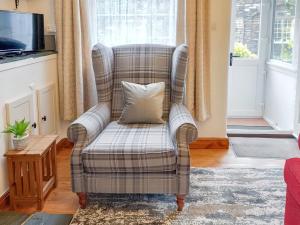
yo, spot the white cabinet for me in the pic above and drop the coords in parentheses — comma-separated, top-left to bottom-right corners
(37, 83, 57, 135)
(5, 94, 37, 135)
(5, 84, 57, 136)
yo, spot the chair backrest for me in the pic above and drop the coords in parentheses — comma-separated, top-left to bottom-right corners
(92, 43, 188, 121)
(111, 44, 175, 120)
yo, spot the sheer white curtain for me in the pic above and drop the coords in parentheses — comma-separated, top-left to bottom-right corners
(95, 0, 177, 46)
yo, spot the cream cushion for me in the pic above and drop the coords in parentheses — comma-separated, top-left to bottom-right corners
(118, 81, 165, 124)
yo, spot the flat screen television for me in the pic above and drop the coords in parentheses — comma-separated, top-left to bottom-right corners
(0, 10, 44, 54)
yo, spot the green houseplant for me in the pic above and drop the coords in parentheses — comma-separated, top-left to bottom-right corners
(2, 119, 30, 150)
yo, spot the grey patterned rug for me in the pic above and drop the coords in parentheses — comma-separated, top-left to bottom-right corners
(70, 168, 286, 225)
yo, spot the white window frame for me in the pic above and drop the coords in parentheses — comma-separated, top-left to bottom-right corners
(294, 0, 300, 137)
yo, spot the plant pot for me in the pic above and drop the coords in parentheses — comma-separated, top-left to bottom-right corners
(12, 134, 29, 150)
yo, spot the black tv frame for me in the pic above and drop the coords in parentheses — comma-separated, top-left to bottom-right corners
(0, 10, 45, 55)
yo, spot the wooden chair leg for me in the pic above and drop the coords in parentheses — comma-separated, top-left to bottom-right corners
(77, 192, 87, 209)
(176, 194, 185, 211)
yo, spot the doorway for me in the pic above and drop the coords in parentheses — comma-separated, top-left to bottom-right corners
(227, 0, 299, 136)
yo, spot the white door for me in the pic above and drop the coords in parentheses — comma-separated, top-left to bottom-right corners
(227, 0, 271, 118)
(37, 84, 56, 135)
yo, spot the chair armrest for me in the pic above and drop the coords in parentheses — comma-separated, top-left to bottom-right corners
(169, 103, 198, 147)
(68, 102, 111, 145)
(68, 103, 110, 193)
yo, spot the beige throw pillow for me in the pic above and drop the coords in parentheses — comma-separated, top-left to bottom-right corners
(118, 81, 165, 124)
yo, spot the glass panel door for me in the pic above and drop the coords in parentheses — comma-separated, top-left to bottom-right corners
(233, 0, 261, 58)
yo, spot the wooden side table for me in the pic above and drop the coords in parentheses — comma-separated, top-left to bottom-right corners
(5, 135, 58, 210)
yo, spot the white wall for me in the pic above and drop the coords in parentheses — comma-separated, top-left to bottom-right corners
(198, 0, 231, 138)
(0, 56, 58, 197)
(28, 0, 56, 33)
(264, 63, 298, 130)
(0, 0, 29, 10)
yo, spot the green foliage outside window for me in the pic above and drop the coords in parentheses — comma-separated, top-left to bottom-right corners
(233, 42, 257, 58)
(281, 40, 293, 63)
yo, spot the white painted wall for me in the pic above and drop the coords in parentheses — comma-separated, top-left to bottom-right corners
(0, 56, 59, 197)
(295, 73, 300, 137)
(0, 0, 29, 10)
(28, 0, 56, 33)
(264, 62, 298, 131)
(198, 0, 231, 138)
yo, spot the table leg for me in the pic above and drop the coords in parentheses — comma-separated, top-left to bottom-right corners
(35, 158, 44, 210)
(51, 142, 57, 188)
(7, 158, 16, 210)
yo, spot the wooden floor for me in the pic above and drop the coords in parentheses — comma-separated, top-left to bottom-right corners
(1, 145, 285, 215)
(227, 118, 270, 127)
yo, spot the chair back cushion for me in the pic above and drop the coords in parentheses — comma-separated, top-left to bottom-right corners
(111, 44, 175, 120)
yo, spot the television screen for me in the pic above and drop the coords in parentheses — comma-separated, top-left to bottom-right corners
(0, 10, 44, 53)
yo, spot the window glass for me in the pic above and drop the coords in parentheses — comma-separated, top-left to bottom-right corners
(234, 0, 261, 58)
(96, 0, 177, 46)
(271, 0, 296, 63)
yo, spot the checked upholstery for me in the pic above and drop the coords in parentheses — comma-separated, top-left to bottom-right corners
(68, 44, 198, 195)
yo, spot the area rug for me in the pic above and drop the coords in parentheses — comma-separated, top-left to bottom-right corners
(70, 168, 285, 225)
(0, 211, 29, 225)
(231, 137, 300, 159)
(23, 212, 73, 225)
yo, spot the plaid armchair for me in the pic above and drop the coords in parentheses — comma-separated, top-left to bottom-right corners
(67, 44, 198, 211)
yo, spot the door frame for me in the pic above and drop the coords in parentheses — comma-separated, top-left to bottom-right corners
(293, 0, 300, 137)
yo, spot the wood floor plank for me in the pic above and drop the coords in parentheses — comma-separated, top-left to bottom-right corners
(1, 144, 285, 214)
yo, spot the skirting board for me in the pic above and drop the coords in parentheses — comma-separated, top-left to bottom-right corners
(0, 190, 9, 208)
(189, 138, 229, 149)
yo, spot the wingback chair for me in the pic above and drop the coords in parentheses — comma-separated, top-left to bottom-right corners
(67, 43, 198, 211)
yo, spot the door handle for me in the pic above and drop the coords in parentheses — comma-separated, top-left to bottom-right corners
(32, 122, 37, 129)
(42, 115, 47, 121)
(229, 52, 240, 66)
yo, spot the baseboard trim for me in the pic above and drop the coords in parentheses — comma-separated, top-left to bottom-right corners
(0, 190, 9, 208)
(190, 138, 229, 149)
(56, 138, 73, 151)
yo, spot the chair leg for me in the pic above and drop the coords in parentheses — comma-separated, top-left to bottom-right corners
(77, 192, 87, 209)
(176, 194, 185, 211)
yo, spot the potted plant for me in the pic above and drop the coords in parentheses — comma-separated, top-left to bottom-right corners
(2, 119, 30, 150)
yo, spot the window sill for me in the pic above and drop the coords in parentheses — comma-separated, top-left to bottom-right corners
(267, 60, 298, 75)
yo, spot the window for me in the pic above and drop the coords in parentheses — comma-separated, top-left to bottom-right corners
(271, 0, 296, 63)
(233, 0, 261, 58)
(96, 0, 177, 47)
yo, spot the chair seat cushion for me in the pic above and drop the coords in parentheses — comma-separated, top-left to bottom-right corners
(82, 121, 176, 173)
